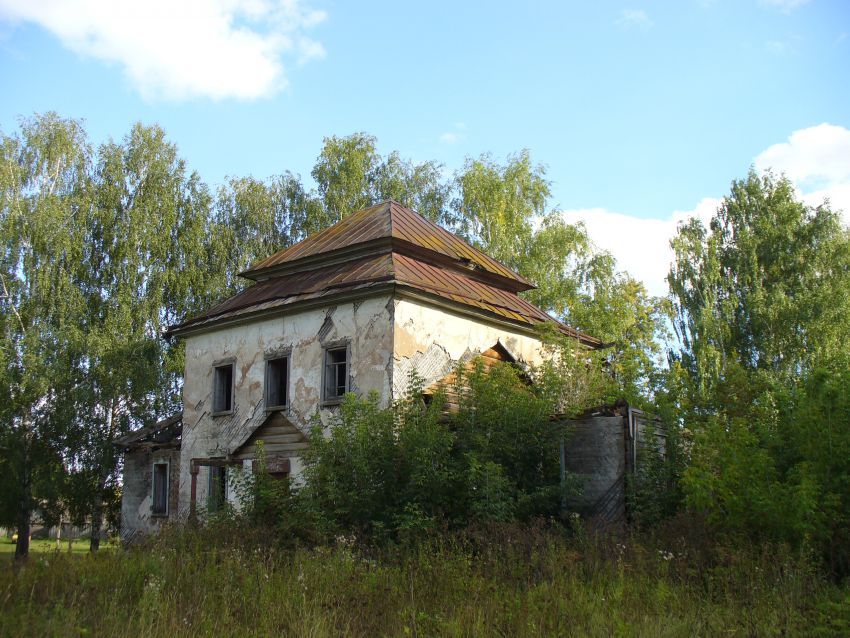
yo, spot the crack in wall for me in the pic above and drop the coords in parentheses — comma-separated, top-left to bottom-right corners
(394, 342, 454, 400)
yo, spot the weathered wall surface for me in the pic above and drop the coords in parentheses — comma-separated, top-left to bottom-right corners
(562, 416, 626, 524)
(178, 294, 394, 520)
(392, 298, 547, 400)
(120, 447, 180, 541)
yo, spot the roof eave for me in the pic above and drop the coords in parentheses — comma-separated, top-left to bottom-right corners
(394, 286, 602, 348)
(165, 283, 397, 339)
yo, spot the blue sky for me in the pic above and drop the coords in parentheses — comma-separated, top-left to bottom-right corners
(1, 0, 848, 294)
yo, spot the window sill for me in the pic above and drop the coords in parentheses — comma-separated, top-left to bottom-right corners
(211, 410, 234, 418)
(265, 405, 288, 413)
(321, 398, 344, 407)
(151, 512, 169, 518)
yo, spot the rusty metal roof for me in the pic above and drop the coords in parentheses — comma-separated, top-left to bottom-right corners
(169, 251, 601, 346)
(172, 254, 395, 332)
(391, 254, 599, 345)
(242, 201, 533, 290)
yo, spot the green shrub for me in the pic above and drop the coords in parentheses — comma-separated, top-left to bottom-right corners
(259, 353, 610, 543)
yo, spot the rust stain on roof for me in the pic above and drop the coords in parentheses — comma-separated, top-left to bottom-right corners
(170, 254, 396, 333)
(170, 248, 601, 347)
(242, 201, 532, 289)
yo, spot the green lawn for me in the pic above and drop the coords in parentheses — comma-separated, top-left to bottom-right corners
(0, 538, 115, 558)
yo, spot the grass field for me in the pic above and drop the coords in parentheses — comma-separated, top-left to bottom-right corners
(1, 524, 848, 637)
(0, 538, 116, 559)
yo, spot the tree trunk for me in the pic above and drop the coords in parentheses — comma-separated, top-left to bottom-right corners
(90, 400, 119, 553)
(89, 495, 102, 552)
(89, 464, 111, 553)
(14, 465, 32, 561)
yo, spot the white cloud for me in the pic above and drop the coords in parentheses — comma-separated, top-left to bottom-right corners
(558, 198, 720, 297)
(439, 122, 467, 145)
(557, 123, 850, 297)
(755, 123, 850, 217)
(617, 9, 653, 31)
(755, 123, 850, 200)
(758, 0, 811, 13)
(0, 0, 327, 101)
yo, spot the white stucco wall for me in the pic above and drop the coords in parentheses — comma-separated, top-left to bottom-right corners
(177, 294, 394, 519)
(392, 297, 547, 400)
(173, 292, 550, 521)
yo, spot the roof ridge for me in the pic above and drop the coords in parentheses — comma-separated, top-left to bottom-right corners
(383, 200, 534, 288)
(239, 200, 533, 291)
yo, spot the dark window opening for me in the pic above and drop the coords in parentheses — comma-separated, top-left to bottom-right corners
(208, 466, 227, 513)
(266, 357, 289, 409)
(213, 364, 234, 413)
(152, 463, 169, 515)
(324, 346, 349, 402)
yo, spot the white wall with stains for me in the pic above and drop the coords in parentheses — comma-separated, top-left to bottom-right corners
(177, 294, 394, 520)
(172, 292, 548, 522)
(391, 298, 546, 400)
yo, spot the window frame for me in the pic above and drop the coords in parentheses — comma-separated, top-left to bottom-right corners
(321, 340, 351, 405)
(151, 460, 170, 517)
(211, 358, 235, 416)
(264, 349, 291, 412)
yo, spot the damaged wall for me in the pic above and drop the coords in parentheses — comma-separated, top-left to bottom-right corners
(120, 447, 180, 542)
(175, 293, 552, 522)
(178, 294, 394, 520)
(392, 297, 547, 400)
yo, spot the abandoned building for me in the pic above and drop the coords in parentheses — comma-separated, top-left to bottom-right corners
(118, 200, 623, 540)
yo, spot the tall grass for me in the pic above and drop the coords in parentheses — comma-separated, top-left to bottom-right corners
(2, 520, 847, 637)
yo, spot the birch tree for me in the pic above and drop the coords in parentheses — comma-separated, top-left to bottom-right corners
(69, 124, 215, 551)
(0, 113, 90, 559)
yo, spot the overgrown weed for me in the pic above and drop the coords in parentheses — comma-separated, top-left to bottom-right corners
(1, 520, 845, 637)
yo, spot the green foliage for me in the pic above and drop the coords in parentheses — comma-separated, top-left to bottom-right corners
(534, 324, 617, 416)
(451, 151, 667, 401)
(288, 356, 614, 541)
(669, 169, 850, 389)
(310, 132, 454, 228)
(453, 150, 547, 269)
(1, 114, 667, 557)
(302, 392, 406, 537)
(667, 169, 850, 575)
(627, 419, 686, 528)
(299, 388, 456, 541)
(452, 360, 560, 516)
(0, 113, 92, 555)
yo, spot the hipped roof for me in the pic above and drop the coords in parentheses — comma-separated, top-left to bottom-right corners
(242, 200, 533, 290)
(168, 201, 601, 347)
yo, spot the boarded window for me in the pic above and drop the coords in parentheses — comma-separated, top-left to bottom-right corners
(213, 364, 234, 413)
(323, 346, 349, 402)
(265, 357, 289, 409)
(152, 462, 169, 515)
(208, 466, 227, 513)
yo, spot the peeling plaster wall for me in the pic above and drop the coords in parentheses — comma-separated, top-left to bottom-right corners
(392, 298, 547, 400)
(174, 293, 548, 522)
(120, 448, 180, 542)
(177, 294, 394, 520)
